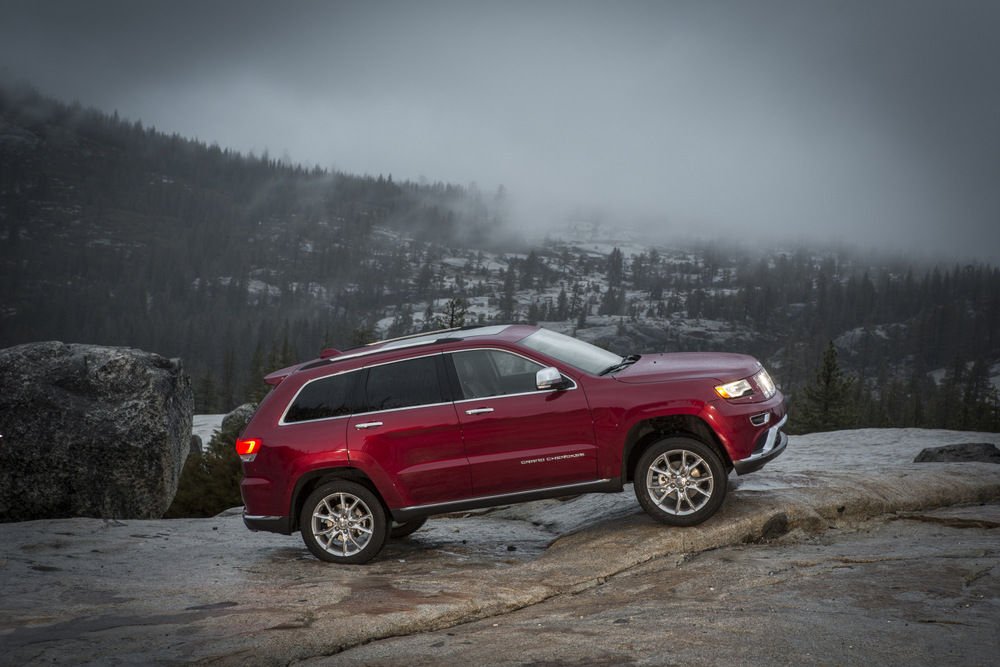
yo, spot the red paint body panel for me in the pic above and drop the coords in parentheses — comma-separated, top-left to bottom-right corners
(239, 414, 351, 518)
(585, 379, 714, 479)
(347, 404, 469, 507)
(457, 388, 597, 495)
(611, 352, 759, 384)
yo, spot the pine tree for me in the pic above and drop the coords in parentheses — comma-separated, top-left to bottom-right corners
(218, 345, 236, 412)
(243, 342, 267, 404)
(599, 287, 621, 315)
(439, 298, 467, 328)
(165, 415, 246, 517)
(499, 267, 517, 321)
(387, 305, 414, 338)
(962, 359, 992, 430)
(351, 324, 375, 346)
(421, 302, 435, 331)
(556, 288, 569, 320)
(194, 373, 219, 413)
(796, 341, 857, 433)
(606, 247, 624, 287)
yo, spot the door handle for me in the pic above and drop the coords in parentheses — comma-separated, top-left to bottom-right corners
(464, 407, 494, 415)
(354, 421, 383, 430)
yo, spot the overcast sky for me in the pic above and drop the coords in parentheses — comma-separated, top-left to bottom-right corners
(1, 0, 998, 261)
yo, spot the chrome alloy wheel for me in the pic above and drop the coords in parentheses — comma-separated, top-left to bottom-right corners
(645, 448, 715, 515)
(311, 492, 376, 557)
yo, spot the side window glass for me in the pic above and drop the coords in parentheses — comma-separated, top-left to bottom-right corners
(363, 355, 444, 412)
(284, 372, 357, 423)
(452, 350, 544, 399)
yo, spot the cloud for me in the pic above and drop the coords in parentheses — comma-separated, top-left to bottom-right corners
(1, 0, 998, 261)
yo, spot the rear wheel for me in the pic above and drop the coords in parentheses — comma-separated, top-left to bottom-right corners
(634, 437, 727, 526)
(300, 480, 388, 564)
(390, 517, 427, 539)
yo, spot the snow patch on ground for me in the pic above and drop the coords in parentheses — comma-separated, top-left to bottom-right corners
(192, 414, 225, 450)
(737, 427, 1000, 491)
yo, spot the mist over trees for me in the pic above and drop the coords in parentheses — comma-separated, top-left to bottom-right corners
(0, 81, 509, 405)
(2, 82, 998, 432)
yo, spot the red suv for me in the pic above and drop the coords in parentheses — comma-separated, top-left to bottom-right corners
(237, 325, 787, 563)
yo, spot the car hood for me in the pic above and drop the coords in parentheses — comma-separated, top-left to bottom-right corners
(611, 352, 761, 384)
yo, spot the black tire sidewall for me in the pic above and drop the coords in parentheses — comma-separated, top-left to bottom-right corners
(634, 437, 728, 526)
(300, 480, 388, 564)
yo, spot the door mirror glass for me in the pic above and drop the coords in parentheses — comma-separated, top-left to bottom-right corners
(535, 366, 566, 390)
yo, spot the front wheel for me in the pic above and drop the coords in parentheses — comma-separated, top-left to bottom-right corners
(300, 480, 388, 564)
(634, 437, 727, 526)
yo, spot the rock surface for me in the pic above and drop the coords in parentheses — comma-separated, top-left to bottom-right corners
(329, 504, 1000, 667)
(0, 429, 997, 665)
(0, 341, 193, 521)
(221, 402, 256, 436)
(914, 442, 1000, 464)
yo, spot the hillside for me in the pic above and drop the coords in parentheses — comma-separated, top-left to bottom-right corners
(2, 81, 999, 430)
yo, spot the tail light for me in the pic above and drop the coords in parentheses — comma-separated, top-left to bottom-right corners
(236, 438, 261, 462)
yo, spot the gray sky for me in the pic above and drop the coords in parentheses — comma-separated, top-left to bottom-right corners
(1, 0, 998, 261)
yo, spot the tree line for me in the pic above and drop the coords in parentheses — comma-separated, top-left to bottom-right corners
(2, 80, 998, 436)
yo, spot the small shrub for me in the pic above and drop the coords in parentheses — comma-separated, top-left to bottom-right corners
(165, 417, 246, 518)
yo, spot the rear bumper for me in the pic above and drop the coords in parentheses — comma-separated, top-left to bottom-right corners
(733, 414, 788, 475)
(243, 512, 292, 535)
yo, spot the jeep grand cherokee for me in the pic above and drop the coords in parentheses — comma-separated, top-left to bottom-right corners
(237, 325, 787, 563)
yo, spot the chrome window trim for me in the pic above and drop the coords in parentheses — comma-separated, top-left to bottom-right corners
(279, 345, 580, 427)
(278, 367, 362, 427)
(360, 350, 443, 372)
(279, 351, 449, 426)
(349, 400, 457, 419)
(452, 386, 576, 405)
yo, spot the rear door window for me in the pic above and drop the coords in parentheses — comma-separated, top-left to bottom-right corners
(361, 355, 446, 412)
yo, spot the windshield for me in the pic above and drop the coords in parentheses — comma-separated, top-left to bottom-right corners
(519, 329, 622, 375)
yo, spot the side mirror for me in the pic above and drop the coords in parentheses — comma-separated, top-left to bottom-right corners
(536, 366, 567, 391)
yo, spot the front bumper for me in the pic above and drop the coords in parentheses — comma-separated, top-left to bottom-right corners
(243, 512, 292, 535)
(733, 414, 788, 475)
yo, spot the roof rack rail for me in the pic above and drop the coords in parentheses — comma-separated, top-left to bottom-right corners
(365, 327, 461, 347)
(318, 324, 512, 366)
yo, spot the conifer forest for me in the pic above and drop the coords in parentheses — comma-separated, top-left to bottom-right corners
(2, 82, 998, 433)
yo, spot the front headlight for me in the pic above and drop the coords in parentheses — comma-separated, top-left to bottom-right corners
(714, 378, 753, 399)
(755, 368, 776, 399)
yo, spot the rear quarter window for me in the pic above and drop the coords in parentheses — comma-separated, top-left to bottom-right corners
(284, 372, 358, 423)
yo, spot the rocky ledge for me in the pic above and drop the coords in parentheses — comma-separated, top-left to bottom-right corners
(0, 341, 193, 521)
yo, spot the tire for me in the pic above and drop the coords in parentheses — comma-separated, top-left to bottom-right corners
(634, 437, 727, 527)
(390, 517, 427, 539)
(300, 480, 388, 564)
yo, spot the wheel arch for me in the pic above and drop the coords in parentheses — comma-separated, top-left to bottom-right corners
(289, 466, 387, 532)
(621, 414, 732, 485)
